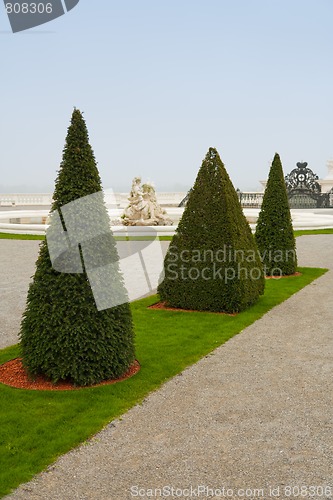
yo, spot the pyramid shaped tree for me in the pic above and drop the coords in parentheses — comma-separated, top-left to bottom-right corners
(255, 153, 297, 276)
(20, 109, 135, 386)
(158, 148, 265, 313)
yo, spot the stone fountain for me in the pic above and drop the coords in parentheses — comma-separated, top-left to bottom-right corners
(122, 177, 172, 226)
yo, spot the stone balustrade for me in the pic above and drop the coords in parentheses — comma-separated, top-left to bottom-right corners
(0, 193, 52, 207)
(0, 191, 267, 209)
(239, 192, 264, 208)
(0, 192, 189, 209)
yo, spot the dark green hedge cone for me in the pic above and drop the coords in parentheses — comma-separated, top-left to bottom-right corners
(19, 109, 135, 386)
(255, 153, 297, 276)
(158, 148, 265, 313)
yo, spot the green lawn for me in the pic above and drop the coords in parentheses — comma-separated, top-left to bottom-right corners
(0, 233, 171, 241)
(0, 233, 45, 240)
(0, 266, 327, 497)
(293, 228, 333, 237)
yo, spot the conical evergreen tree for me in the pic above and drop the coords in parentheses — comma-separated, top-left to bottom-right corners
(158, 148, 265, 313)
(20, 109, 135, 386)
(255, 153, 297, 276)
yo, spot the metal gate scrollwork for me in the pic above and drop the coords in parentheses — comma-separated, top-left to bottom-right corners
(285, 162, 329, 208)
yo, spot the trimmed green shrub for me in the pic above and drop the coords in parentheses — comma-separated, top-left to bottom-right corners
(158, 147, 265, 313)
(255, 153, 297, 276)
(20, 109, 135, 386)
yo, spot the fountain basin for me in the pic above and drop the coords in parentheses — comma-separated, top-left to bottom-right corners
(0, 208, 333, 236)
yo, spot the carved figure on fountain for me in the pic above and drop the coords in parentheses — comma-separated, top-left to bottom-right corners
(122, 178, 172, 226)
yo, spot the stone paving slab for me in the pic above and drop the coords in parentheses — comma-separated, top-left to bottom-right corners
(0, 239, 168, 349)
(0, 240, 40, 349)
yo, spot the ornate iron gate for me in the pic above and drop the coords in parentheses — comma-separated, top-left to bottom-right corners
(285, 162, 330, 208)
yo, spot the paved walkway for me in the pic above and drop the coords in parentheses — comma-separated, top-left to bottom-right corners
(4, 235, 333, 499)
(0, 240, 40, 349)
(0, 239, 168, 349)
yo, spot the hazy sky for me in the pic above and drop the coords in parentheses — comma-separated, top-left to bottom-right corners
(1, 0, 333, 193)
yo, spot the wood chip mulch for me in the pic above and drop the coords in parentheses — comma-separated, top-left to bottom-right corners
(148, 301, 237, 316)
(265, 272, 302, 279)
(0, 358, 140, 391)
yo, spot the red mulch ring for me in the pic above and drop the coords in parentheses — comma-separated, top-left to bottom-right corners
(0, 358, 140, 391)
(149, 301, 237, 316)
(265, 272, 302, 279)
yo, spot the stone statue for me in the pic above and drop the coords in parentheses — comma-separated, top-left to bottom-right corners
(122, 177, 172, 226)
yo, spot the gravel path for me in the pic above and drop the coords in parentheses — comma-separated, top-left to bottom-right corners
(4, 235, 333, 499)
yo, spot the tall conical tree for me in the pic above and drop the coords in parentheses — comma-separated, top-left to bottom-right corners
(158, 148, 265, 313)
(20, 109, 135, 386)
(255, 153, 297, 276)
